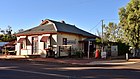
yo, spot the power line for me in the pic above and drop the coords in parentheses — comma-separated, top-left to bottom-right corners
(89, 20, 101, 31)
(105, 19, 119, 21)
(90, 18, 119, 33)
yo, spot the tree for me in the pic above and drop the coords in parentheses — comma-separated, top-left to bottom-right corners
(17, 29, 24, 33)
(95, 30, 101, 43)
(0, 26, 16, 42)
(6, 26, 12, 35)
(0, 35, 3, 42)
(119, 0, 140, 48)
(103, 22, 121, 42)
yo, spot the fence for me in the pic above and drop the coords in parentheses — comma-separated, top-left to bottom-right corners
(58, 45, 72, 57)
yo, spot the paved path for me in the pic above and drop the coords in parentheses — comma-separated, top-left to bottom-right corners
(0, 55, 140, 66)
(0, 55, 27, 59)
(27, 57, 140, 66)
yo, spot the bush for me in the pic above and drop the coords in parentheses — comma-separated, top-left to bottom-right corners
(118, 43, 129, 55)
(74, 51, 83, 58)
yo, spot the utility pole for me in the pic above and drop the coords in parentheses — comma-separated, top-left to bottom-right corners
(101, 20, 104, 52)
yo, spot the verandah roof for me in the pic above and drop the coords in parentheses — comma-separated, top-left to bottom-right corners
(40, 36, 49, 42)
(17, 38, 31, 45)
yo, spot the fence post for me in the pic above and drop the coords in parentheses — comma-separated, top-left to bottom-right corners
(59, 46, 60, 57)
(69, 46, 71, 58)
(126, 53, 129, 61)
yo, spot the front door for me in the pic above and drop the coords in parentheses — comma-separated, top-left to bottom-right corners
(32, 37, 38, 54)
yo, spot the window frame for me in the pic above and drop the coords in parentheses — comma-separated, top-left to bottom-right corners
(63, 38, 67, 45)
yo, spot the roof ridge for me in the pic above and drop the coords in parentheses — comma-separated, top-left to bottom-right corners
(43, 19, 98, 37)
(45, 19, 76, 27)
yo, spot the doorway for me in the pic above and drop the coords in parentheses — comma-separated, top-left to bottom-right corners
(32, 37, 38, 54)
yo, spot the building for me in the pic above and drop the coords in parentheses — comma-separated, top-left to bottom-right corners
(15, 19, 99, 58)
(0, 42, 8, 54)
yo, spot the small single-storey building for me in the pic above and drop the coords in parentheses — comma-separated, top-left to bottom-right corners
(15, 19, 99, 58)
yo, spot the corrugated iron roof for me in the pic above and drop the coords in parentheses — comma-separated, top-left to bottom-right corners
(16, 19, 98, 38)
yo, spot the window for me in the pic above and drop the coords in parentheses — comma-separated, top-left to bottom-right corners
(44, 42, 47, 49)
(63, 38, 67, 45)
(21, 40, 26, 49)
(21, 43, 23, 49)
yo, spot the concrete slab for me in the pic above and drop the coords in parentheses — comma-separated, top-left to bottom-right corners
(0, 55, 28, 59)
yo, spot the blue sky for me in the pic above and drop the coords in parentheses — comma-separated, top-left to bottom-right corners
(0, 0, 129, 35)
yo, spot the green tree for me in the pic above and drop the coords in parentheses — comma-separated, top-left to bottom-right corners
(0, 35, 3, 42)
(103, 22, 121, 42)
(95, 30, 102, 43)
(0, 26, 16, 42)
(119, 0, 140, 48)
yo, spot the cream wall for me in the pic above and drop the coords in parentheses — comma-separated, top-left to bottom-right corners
(16, 43, 20, 55)
(16, 34, 58, 56)
(38, 34, 57, 57)
(52, 34, 57, 55)
(16, 36, 24, 55)
(57, 32, 83, 48)
(27, 36, 32, 55)
(16, 36, 32, 55)
(38, 35, 45, 55)
(56, 32, 85, 56)
(38, 34, 50, 57)
(16, 32, 87, 57)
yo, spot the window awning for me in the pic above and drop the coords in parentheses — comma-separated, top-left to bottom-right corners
(17, 38, 31, 45)
(17, 38, 26, 43)
(40, 36, 49, 42)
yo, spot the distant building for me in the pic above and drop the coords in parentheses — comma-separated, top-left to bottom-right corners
(0, 42, 9, 47)
(15, 19, 99, 58)
(0, 42, 8, 53)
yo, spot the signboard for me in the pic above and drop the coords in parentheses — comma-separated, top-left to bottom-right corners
(101, 52, 106, 59)
(67, 40, 76, 44)
(111, 46, 118, 56)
